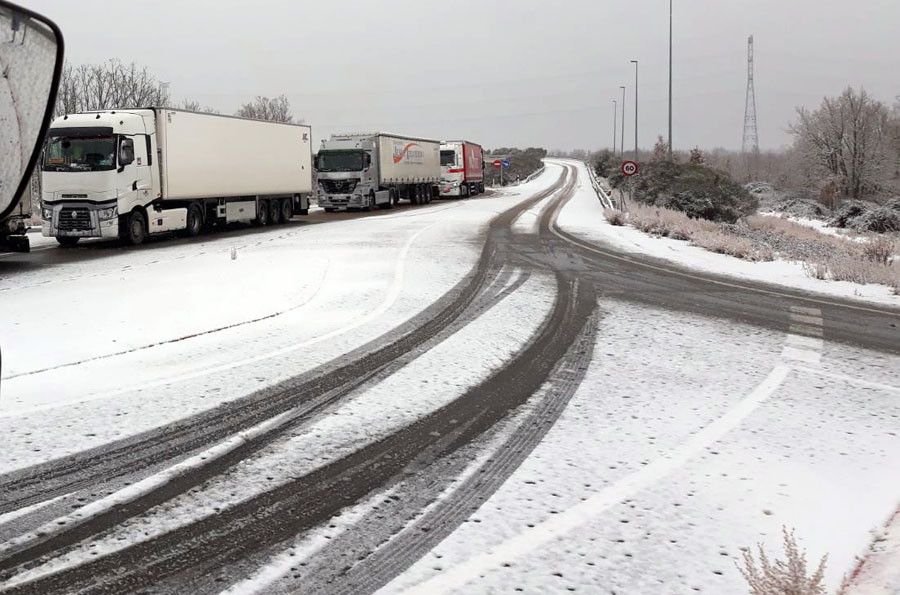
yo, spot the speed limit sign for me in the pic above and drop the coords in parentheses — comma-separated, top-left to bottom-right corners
(621, 160, 639, 177)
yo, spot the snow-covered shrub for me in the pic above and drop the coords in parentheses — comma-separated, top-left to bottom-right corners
(739, 527, 827, 595)
(850, 206, 900, 233)
(829, 201, 870, 228)
(628, 159, 758, 223)
(603, 208, 626, 226)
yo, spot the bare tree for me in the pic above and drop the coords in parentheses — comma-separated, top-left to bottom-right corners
(175, 99, 220, 114)
(235, 95, 294, 123)
(790, 87, 891, 199)
(54, 59, 170, 117)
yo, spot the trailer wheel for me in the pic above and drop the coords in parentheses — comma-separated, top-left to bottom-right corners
(280, 198, 293, 222)
(121, 210, 147, 246)
(256, 200, 270, 226)
(185, 203, 202, 237)
(56, 236, 80, 247)
(269, 199, 281, 224)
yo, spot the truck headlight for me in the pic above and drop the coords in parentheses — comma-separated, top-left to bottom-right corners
(41, 205, 53, 220)
(98, 206, 118, 221)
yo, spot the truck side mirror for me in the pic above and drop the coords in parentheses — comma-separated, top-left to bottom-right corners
(364, 153, 372, 169)
(0, 0, 63, 228)
(118, 137, 134, 170)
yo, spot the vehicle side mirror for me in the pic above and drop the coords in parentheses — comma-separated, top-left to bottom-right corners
(118, 137, 134, 170)
(364, 153, 372, 169)
(0, 0, 63, 226)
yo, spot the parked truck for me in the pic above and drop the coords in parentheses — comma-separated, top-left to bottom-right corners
(440, 140, 484, 198)
(40, 109, 312, 245)
(316, 133, 440, 211)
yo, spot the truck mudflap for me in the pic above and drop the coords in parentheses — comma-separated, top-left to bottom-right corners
(0, 234, 29, 253)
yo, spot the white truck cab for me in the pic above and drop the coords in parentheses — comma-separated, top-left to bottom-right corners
(41, 111, 158, 242)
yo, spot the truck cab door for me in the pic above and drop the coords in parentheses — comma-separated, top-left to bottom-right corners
(128, 135, 153, 206)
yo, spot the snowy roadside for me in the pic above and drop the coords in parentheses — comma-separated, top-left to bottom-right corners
(556, 160, 900, 307)
(386, 299, 900, 594)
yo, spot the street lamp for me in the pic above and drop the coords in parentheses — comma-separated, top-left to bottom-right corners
(631, 60, 639, 161)
(619, 85, 626, 158)
(668, 0, 673, 158)
(612, 99, 618, 155)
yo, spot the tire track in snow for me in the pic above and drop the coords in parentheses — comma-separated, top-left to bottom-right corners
(0, 170, 570, 585)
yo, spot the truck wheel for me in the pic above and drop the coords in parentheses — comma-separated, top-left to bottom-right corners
(391, 189, 399, 206)
(185, 204, 202, 237)
(121, 210, 147, 245)
(280, 198, 293, 222)
(409, 186, 418, 205)
(256, 200, 270, 226)
(269, 199, 281, 224)
(461, 184, 470, 199)
(56, 236, 80, 247)
(324, 207, 336, 213)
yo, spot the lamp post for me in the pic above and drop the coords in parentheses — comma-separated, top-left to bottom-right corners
(619, 85, 626, 158)
(630, 60, 639, 161)
(612, 99, 618, 154)
(668, 0, 673, 158)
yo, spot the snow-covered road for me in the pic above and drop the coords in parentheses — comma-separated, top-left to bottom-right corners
(1, 162, 897, 594)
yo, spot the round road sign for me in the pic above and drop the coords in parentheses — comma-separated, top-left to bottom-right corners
(621, 160, 639, 177)
(492, 159, 502, 169)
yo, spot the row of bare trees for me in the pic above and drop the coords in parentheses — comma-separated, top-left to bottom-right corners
(54, 59, 296, 124)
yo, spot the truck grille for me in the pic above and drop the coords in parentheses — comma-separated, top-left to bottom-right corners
(57, 207, 93, 231)
(320, 179, 358, 194)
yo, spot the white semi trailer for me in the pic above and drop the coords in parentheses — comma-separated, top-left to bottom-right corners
(316, 133, 440, 211)
(41, 109, 312, 245)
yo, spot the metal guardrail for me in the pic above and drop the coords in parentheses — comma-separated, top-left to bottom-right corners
(524, 165, 545, 183)
(583, 161, 616, 209)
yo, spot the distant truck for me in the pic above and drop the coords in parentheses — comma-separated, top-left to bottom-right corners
(440, 140, 484, 198)
(41, 109, 312, 245)
(316, 133, 440, 211)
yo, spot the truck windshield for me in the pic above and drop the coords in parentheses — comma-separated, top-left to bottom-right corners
(317, 151, 365, 172)
(43, 135, 117, 172)
(440, 150, 457, 166)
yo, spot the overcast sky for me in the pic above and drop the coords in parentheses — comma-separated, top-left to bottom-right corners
(25, 0, 900, 152)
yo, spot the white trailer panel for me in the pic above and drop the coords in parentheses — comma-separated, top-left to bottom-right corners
(157, 110, 312, 200)
(376, 134, 440, 184)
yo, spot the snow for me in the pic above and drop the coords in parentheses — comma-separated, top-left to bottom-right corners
(7, 269, 557, 587)
(0, 170, 563, 473)
(555, 160, 900, 307)
(386, 299, 900, 594)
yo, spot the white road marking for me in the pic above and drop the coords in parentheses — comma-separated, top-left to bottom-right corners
(400, 365, 792, 595)
(781, 307, 824, 365)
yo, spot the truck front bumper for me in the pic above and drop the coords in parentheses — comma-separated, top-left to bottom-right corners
(318, 194, 364, 210)
(43, 203, 119, 239)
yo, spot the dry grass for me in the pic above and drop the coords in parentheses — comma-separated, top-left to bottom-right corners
(739, 527, 827, 595)
(622, 204, 770, 261)
(608, 203, 900, 292)
(862, 235, 896, 266)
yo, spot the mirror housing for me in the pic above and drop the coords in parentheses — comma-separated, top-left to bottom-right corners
(118, 137, 135, 171)
(0, 0, 63, 249)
